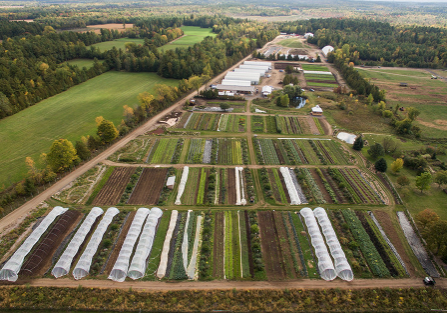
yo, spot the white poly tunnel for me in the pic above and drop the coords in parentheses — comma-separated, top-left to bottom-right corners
(0, 206, 68, 282)
(73, 207, 120, 280)
(128, 207, 163, 280)
(280, 167, 301, 205)
(299, 207, 336, 281)
(175, 167, 189, 205)
(52, 207, 104, 278)
(108, 207, 150, 282)
(313, 207, 354, 281)
(156, 210, 179, 279)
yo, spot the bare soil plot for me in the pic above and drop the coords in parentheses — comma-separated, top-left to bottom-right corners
(257, 211, 286, 280)
(127, 168, 168, 205)
(92, 167, 135, 205)
(374, 211, 416, 277)
(19, 211, 82, 277)
(213, 212, 225, 279)
(308, 169, 333, 203)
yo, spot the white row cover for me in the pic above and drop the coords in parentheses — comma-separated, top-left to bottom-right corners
(175, 166, 189, 205)
(157, 210, 179, 278)
(108, 208, 150, 282)
(187, 215, 203, 279)
(182, 210, 192, 270)
(52, 207, 104, 278)
(313, 207, 353, 281)
(280, 167, 301, 205)
(0, 206, 68, 282)
(300, 207, 336, 281)
(235, 167, 247, 205)
(128, 207, 163, 280)
(73, 207, 119, 280)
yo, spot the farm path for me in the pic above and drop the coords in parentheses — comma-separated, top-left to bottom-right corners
(101, 160, 359, 170)
(0, 53, 254, 236)
(6, 277, 446, 290)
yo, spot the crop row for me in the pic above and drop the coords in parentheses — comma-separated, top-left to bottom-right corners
(176, 113, 246, 132)
(147, 138, 182, 164)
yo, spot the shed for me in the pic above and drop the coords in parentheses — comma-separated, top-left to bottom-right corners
(311, 105, 323, 116)
(321, 45, 334, 57)
(262, 85, 273, 96)
(166, 176, 176, 189)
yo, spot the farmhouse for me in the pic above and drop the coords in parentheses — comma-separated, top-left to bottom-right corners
(311, 105, 323, 116)
(322, 45, 334, 57)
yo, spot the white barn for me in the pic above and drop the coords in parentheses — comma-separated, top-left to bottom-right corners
(244, 61, 272, 67)
(221, 79, 252, 87)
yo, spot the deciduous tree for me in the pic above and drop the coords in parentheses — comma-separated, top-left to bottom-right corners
(390, 158, 404, 173)
(368, 143, 385, 159)
(434, 170, 447, 188)
(97, 119, 119, 144)
(415, 172, 432, 193)
(75, 141, 91, 161)
(416, 209, 439, 233)
(47, 139, 79, 172)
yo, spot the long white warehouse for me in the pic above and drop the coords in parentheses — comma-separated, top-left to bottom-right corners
(239, 64, 270, 72)
(225, 73, 261, 84)
(244, 61, 272, 67)
(221, 79, 252, 87)
(234, 68, 266, 75)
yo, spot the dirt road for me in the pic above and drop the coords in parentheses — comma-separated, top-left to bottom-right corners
(3, 277, 445, 291)
(0, 53, 253, 236)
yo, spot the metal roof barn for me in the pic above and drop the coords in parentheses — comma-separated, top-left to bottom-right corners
(225, 73, 260, 84)
(221, 79, 252, 86)
(216, 85, 255, 93)
(244, 61, 272, 67)
(239, 64, 270, 71)
(234, 68, 266, 75)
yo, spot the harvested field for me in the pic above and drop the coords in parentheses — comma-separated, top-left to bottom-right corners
(374, 211, 416, 277)
(257, 211, 286, 280)
(104, 211, 135, 275)
(127, 168, 168, 205)
(92, 167, 135, 205)
(213, 212, 225, 279)
(19, 211, 82, 277)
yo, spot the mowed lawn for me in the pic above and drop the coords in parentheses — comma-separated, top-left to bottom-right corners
(158, 26, 216, 52)
(278, 38, 306, 48)
(90, 38, 145, 52)
(357, 67, 447, 138)
(0, 72, 178, 188)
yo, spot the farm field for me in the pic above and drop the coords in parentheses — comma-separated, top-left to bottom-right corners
(146, 138, 183, 164)
(108, 137, 153, 163)
(65, 58, 99, 69)
(90, 38, 145, 52)
(1, 207, 417, 283)
(254, 138, 351, 165)
(159, 26, 216, 51)
(251, 115, 327, 135)
(127, 168, 169, 205)
(177, 167, 254, 205)
(356, 67, 447, 138)
(278, 38, 307, 48)
(175, 113, 246, 132)
(91, 167, 135, 205)
(0, 71, 178, 188)
(183, 138, 248, 165)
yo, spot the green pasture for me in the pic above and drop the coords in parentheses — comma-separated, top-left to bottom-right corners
(301, 64, 330, 71)
(0, 72, 178, 188)
(90, 38, 145, 52)
(158, 26, 216, 52)
(65, 59, 99, 69)
(278, 38, 306, 48)
(304, 74, 337, 82)
(357, 67, 447, 138)
(306, 82, 337, 87)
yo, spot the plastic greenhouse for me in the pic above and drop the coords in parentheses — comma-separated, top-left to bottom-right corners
(0, 206, 68, 282)
(127, 207, 163, 280)
(52, 207, 104, 278)
(313, 207, 353, 281)
(72, 207, 120, 280)
(175, 167, 189, 205)
(108, 207, 150, 282)
(299, 207, 336, 281)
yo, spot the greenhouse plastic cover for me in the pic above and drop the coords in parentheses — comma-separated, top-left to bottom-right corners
(73, 207, 119, 280)
(314, 207, 353, 281)
(175, 167, 189, 205)
(280, 167, 301, 205)
(52, 207, 104, 278)
(108, 207, 150, 282)
(157, 210, 178, 278)
(128, 207, 163, 280)
(300, 207, 336, 281)
(0, 206, 68, 282)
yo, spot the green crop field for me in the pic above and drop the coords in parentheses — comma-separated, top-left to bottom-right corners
(357, 67, 447, 138)
(278, 38, 306, 48)
(65, 59, 100, 69)
(301, 64, 330, 71)
(90, 38, 145, 52)
(0, 72, 178, 188)
(159, 26, 216, 51)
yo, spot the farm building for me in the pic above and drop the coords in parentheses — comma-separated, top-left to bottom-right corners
(240, 64, 270, 72)
(166, 176, 176, 189)
(244, 61, 272, 67)
(225, 72, 261, 85)
(304, 32, 314, 39)
(216, 84, 255, 94)
(221, 79, 252, 87)
(311, 105, 323, 116)
(234, 68, 267, 76)
(322, 45, 334, 57)
(262, 86, 273, 96)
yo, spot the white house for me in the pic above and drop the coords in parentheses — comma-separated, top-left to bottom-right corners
(262, 86, 273, 96)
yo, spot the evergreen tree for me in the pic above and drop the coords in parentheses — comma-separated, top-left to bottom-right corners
(353, 136, 364, 151)
(375, 157, 387, 172)
(368, 143, 385, 159)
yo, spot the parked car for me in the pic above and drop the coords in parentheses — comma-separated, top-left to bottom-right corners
(279, 69, 284, 72)
(309, 88, 315, 92)
(423, 277, 436, 286)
